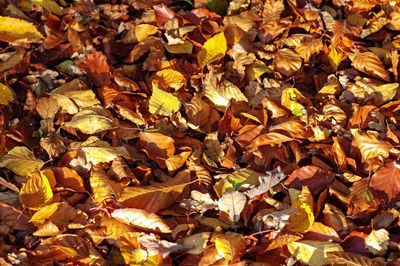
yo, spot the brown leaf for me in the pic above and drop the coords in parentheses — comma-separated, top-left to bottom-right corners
(273, 48, 302, 76)
(139, 132, 175, 168)
(119, 170, 192, 212)
(369, 160, 400, 207)
(80, 51, 111, 87)
(284, 165, 335, 194)
(351, 52, 390, 81)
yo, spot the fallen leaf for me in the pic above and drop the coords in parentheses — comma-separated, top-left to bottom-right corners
(0, 16, 44, 43)
(365, 229, 389, 255)
(214, 232, 246, 261)
(217, 190, 247, 223)
(0, 146, 45, 176)
(287, 240, 343, 266)
(0, 83, 14, 105)
(112, 208, 171, 233)
(369, 160, 400, 206)
(149, 86, 181, 116)
(119, 170, 193, 212)
(19, 171, 53, 209)
(64, 107, 117, 134)
(198, 32, 227, 67)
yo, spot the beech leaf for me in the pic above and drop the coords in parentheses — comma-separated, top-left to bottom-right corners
(0, 147, 45, 176)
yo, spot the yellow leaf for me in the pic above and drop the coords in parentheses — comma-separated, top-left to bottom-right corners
(0, 83, 14, 105)
(281, 88, 308, 116)
(286, 187, 315, 233)
(120, 233, 148, 265)
(288, 240, 343, 266)
(19, 171, 53, 209)
(78, 136, 130, 165)
(90, 169, 122, 203)
(149, 86, 181, 116)
(165, 151, 191, 172)
(152, 69, 186, 91)
(197, 32, 227, 67)
(135, 24, 158, 42)
(214, 232, 246, 261)
(328, 44, 343, 71)
(41, 0, 63, 15)
(164, 41, 193, 54)
(64, 106, 117, 134)
(0, 16, 44, 43)
(246, 61, 270, 81)
(112, 208, 171, 233)
(0, 146, 45, 176)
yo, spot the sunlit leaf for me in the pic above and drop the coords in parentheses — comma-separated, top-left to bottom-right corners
(288, 240, 343, 266)
(0, 146, 45, 176)
(214, 232, 246, 261)
(0, 16, 44, 43)
(217, 190, 247, 223)
(90, 169, 122, 203)
(64, 106, 117, 134)
(119, 170, 193, 212)
(198, 32, 227, 67)
(149, 86, 181, 116)
(19, 171, 53, 209)
(152, 69, 186, 91)
(365, 229, 389, 255)
(112, 208, 171, 233)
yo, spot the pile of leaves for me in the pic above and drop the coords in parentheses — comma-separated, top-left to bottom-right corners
(0, 0, 400, 265)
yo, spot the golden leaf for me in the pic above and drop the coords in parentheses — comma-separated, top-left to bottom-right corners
(0, 83, 14, 105)
(164, 41, 193, 54)
(351, 52, 389, 81)
(90, 169, 122, 203)
(64, 106, 117, 134)
(0, 16, 44, 43)
(273, 48, 302, 76)
(165, 151, 191, 172)
(197, 32, 227, 67)
(119, 170, 193, 212)
(112, 208, 171, 233)
(152, 69, 186, 91)
(139, 132, 175, 168)
(50, 80, 100, 114)
(288, 240, 343, 266)
(286, 187, 315, 233)
(203, 71, 248, 110)
(120, 233, 148, 265)
(327, 44, 344, 71)
(0, 146, 45, 176)
(149, 87, 181, 116)
(135, 24, 158, 42)
(78, 136, 130, 165)
(214, 232, 246, 261)
(19, 171, 53, 209)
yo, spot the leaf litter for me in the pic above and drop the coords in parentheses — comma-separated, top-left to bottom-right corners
(0, 0, 400, 265)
